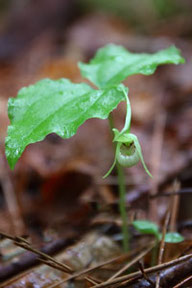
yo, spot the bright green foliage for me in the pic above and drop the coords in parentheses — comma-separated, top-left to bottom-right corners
(6, 79, 125, 169)
(5, 44, 185, 172)
(79, 44, 184, 178)
(133, 220, 184, 243)
(133, 220, 159, 237)
(79, 44, 185, 88)
(163, 232, 184, 243)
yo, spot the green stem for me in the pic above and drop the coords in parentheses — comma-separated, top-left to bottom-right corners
(108, 113, 129, 252)
(116, 161, 129, 252)
(108, 113, 116, 149)
(151, 237, 159, 266)
(121, 86, 131, 133)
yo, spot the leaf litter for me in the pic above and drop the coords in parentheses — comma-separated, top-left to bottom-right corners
(0, 2, 192, 288)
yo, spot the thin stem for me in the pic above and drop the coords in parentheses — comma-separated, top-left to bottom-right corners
(121, 86, 131, 133)
(108, 113, 129, 252)
(151, 238, 159, 266)
(108, 113, 116, 148)
(117, 162, 129, 252)
(113, 86, 131, 141)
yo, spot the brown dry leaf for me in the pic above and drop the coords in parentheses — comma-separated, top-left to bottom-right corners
(0, 97, 9, 141)
(38, 58, 82, 83)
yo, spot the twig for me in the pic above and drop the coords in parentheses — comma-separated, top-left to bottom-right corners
(91, 253, 192, 288)
(85, 275, 101, 285)
(0, 236, 73, 283)
(48, 247, 145, 288)
(173, 274, 192, 288)
(36, 257, 71, 273)
(138, 261, 155, 286)
(150, 188, 192, 198)
(0, 231, 103, 286)
(118, 252, 192, 288)
(0, 231, 72, 273)
(107, 243, 154, 281)
(169, 180, 180, 232)
(2, 231, 144, 288)
(155, 211, 170, 288)
(0, 269, 33, 288)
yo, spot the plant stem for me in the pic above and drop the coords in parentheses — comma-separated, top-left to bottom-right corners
(108, 113, 116, 150)
(108, 113, 129, 252)
(116, 162, 129, 252)
(151, 238, 159, 266)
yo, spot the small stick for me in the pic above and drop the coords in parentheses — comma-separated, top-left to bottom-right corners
(169, 180, 180, 232)
(48, 248, 143, 288)
(138, 261, 155, 286)
(150, 188, 192, 198)
(0, 231, 103, 286)
(85, 275, 100, 285)
(48, 244, 152, 288)
(173, 274, 192, 288)
(0, 269, 34, 288)
(0, 231, 72, 273)
(91, 253, 192, 288)
(155, 210, 170, 288)
(36, 257, 71, 273)
(107, 243, 154, 280)
(1, 231, 106, 287)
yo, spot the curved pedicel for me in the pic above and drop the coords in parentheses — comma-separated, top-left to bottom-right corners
(104, 85, 152, 179)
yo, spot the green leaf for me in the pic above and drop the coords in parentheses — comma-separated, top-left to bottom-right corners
(79, 44, 185, 88)
(164, 232, 184, 243)
(6, 78, 125, 169)
(133, 220, 159, 237)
